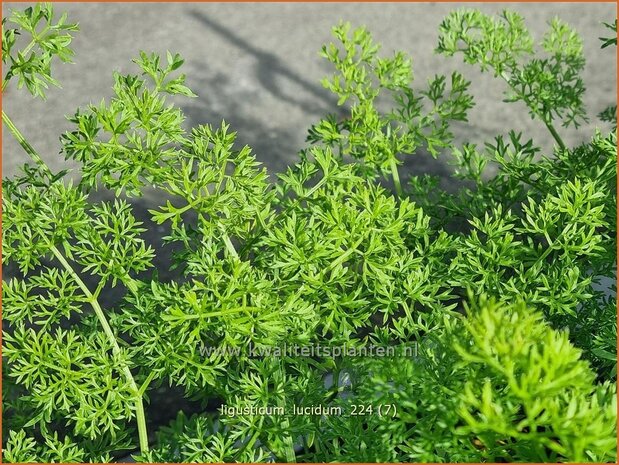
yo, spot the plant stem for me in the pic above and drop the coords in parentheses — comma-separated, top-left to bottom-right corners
(543, 120, 566, 151)
(138, 371, 157, 397)
(22, 36, 39, 58)
(282, 428, 297, 463)
(50, 245, 150, 454)
(2, 110, 51, 174)
(327, 235, 365, 272)
(390, 157, 403, 197)
(164, 306, 262, 321)
(498, 73, 566, 151)
(4, 108, 150, 452)
(218, 224, 239, 259)
(303, 175, 329, 199)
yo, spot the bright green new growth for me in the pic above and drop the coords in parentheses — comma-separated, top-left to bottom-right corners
(2, 4, 617, 463)
(309, 21, 474, 195)
(1, 3, 78, 99)
(314, 298, 616, 462)
(453, 300, 616, 462)
(437, 9, 588, 148)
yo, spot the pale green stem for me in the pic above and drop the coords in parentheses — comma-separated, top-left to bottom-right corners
(171, 197, 239, 260)
(327, 236, 365, 272)
(138, 371, 157, 397)
(220, 226, 240, 260)
(543, 120, 566, 151)
(281, 424, 297, 463)
(498, 73, 566, 150)
(234, 422, 264, 460)
(303, 175, 329, 199)
(50, 245, 150, 454)
(389, 157, 403, 197)
(3, 107, 150, 454)
(2, 93, 149, 454)
(2, 110, 51, 174)
(21, 38, 38, 57)
(166, 306, 262, 321)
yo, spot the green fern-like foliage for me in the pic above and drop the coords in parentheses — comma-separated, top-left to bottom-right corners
(2, 4, 616, 463)
(437, 9, 587, 136)
(305, 298, 616, 462)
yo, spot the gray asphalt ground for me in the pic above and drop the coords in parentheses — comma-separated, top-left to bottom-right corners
(2, 2, 616, 183)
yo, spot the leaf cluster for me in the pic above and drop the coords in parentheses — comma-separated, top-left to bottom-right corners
(333, 298, 617, 463)
(437, 10, 588, 130)
(2, 2, 78, 99)
(309, 21, 474, 193)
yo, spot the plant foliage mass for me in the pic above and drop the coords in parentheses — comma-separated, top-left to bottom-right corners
(2, 5, 617, 463)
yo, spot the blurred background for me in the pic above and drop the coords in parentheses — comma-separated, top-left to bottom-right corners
(2, 2, 617, 180)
